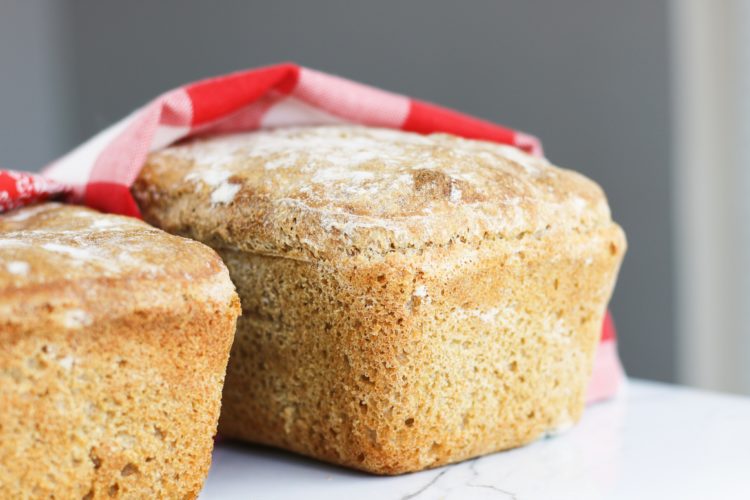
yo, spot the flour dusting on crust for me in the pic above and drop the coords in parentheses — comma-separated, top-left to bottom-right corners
(0, 203, 227, 289)
(141, 126, 614, 258)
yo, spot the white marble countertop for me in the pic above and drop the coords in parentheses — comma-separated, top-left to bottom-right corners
(200, 380, 750, 499)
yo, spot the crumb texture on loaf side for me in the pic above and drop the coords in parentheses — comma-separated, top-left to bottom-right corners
(216, 222, 623, 474)
(0, 203, 241, 497)
(133, 126, 626, 474)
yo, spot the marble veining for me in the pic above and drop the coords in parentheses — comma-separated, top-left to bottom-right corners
(201, 380, 750, 500)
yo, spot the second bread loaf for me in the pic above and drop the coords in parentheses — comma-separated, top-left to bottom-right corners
(133, 126, 626, 474)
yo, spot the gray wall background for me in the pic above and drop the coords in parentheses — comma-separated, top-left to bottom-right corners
(0, 1, 674, 382)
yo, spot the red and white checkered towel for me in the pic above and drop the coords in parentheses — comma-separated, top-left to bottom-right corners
(0, 62, 624, 402)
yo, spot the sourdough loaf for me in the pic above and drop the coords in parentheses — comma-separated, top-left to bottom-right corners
(134, 126, 626, 474)
(0, 203, 240, 498)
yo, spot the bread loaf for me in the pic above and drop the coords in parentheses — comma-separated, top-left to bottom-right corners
(0, 203, 240, 497)
(134, 126, 625, 474)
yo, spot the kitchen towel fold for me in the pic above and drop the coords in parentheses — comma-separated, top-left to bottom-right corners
(0, 62, 624, 402)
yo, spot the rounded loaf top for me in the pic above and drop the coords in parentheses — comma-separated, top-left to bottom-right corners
(0, 203, 233, 299)
(137, 126, 617, 259)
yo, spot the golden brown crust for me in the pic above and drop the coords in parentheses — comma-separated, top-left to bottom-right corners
(135, 126, 613, 261)
(133, 126, 626, 474)
(0, 203, 235, 311)
(0, 204, 241, 497)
